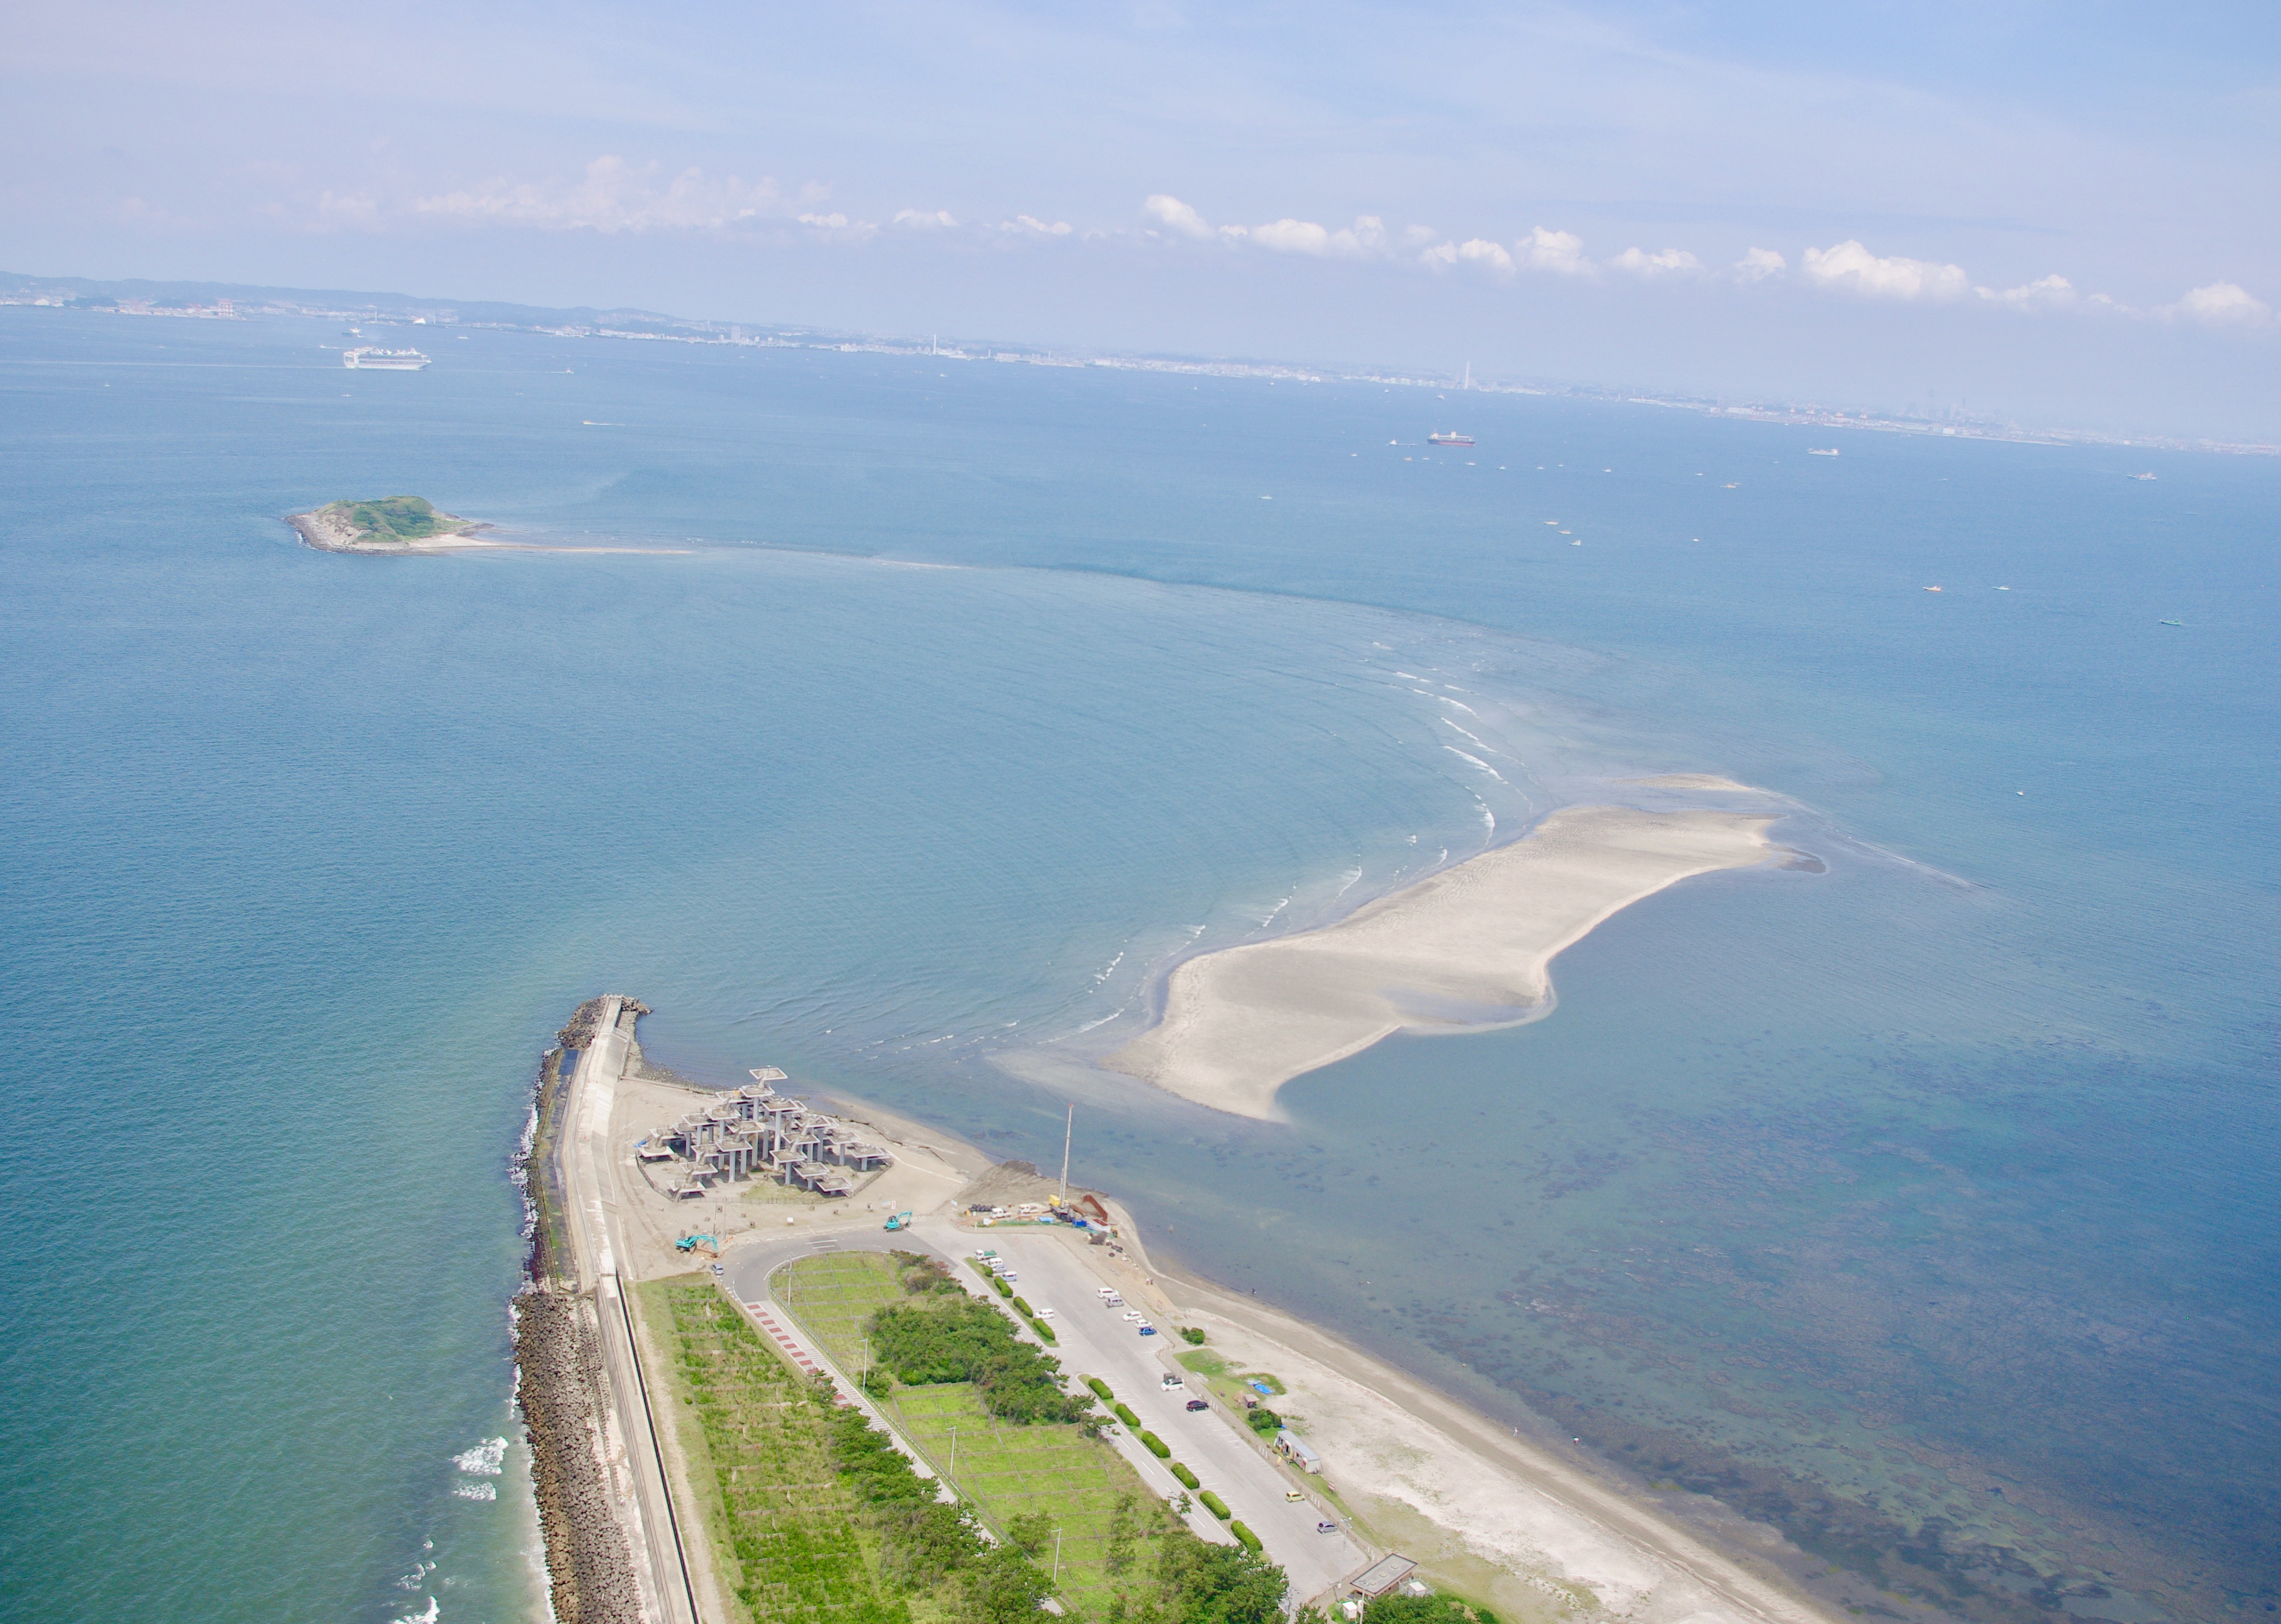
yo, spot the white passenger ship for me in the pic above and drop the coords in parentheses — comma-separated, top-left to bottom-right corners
(342, 347, 430, 371)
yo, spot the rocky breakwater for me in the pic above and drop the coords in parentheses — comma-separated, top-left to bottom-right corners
(513, 994, 653, 1624)
(515, 1288, 643, 1624)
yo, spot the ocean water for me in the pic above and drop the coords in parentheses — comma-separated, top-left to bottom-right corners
(0, 310, 2275, 1624)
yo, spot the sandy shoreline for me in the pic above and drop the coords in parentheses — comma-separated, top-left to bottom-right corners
(1106, 803, 1779, 1119)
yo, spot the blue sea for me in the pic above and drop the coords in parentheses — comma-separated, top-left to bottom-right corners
(1, 309, 2275, 1624)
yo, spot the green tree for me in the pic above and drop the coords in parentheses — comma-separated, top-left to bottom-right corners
(960, 1546, 1051, 1624)
(1149, 1532, 1289, 1624)
(1004, 1511, 1055, 1559)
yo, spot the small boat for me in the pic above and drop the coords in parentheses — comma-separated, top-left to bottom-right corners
(2160, 619, 2183, 627)
(2132, 472, 2157, 481)
(1925, 586, 1943, 592)
(1807, 447, 1840, 457)
(1428, 431, 1476, 447)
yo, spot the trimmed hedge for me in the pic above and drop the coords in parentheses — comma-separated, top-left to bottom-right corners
(1114, 1403, 1142, 1429)
(1230, 1520, 1261, 1552)
(1199, 1489, 1230, 1520)
(991, 1276, 1014, 1300)
(1169, 1461, 1200, 1490)
(1011, 1296, 1033, 1315)
(1087, 1377, 1115, 1402)
(1140, 1430, 1170, 1459)
(1030, 1319, 1056, 1344)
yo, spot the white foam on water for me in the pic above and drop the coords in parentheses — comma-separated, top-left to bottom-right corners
(452, 1436, 509, 1476)
(389, 1599, 440, 1624)
(452, 1482, 498, 1501)
(1442, 745, 1509, 785)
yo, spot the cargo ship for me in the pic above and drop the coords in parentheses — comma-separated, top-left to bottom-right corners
(343, 347, 430, 371)
(1427, 431, 1475, 447)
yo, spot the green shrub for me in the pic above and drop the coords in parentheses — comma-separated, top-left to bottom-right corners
(1114, 1402, 1142, 1428)
(1011, 1296, 1032, 1315)
(1170, 1461, 1200, 1490)
(1245, 1407, 1282, 1435)
(1140, 1430, 1170, 1458)
(992, 1275, 1014, 1299)
(1362, 1595, 1484, 1624)
(1179, 1326, 1206, 1345)
(1030, 1319, 1056, 1343)
(1230, 1519, 1261, 1551)
(866, 1298, 1088, 1424)
(1200, 1489, 1230, 1520)
(1087, 1376, 1115, 1402)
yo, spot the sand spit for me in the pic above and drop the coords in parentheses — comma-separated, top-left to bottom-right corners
(1619, 773, 1758, 793)
(285, 508, 689, 557)
(1107, 805, 1778, 1119)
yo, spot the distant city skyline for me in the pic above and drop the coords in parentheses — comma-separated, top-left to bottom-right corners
(7, 2, 2277, 436)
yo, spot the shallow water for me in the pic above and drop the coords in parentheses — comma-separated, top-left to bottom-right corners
(0, 310, 2274, 1623)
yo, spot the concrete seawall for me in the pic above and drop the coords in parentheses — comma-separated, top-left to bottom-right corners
(515, 994, 694, 1624)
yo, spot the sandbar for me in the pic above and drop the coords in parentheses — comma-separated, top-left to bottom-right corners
(1105, 804, 1777, 1119)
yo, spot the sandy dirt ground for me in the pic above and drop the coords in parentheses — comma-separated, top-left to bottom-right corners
(1107, 805, 1777, 1119)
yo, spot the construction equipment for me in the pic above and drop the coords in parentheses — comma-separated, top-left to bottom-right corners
(883, 1211, 913, 1232)
(675, 1233, 719, 1256)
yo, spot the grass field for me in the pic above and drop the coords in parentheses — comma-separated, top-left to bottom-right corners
(775, 1252, 1181, 1620)
(640, 1277, 940, 1624)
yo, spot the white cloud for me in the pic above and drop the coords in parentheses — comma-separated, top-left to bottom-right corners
(797, 211, 877, 241)
(1004, 214, 1072, 236)
(1980, 274, 2077, 310)
(1734, 246, 1786, 282)
(1246, 216, 1388, 257)
(1517, 225, 1593, 275)
(415, 156, 781, 233)
(1459, 237, 1515, 273)
(893, 208, 957, 229)
(1611, 246, 1704, 277)
(1801, 239, 1971, 300)
(1250, 217, 1332, 254)
(2162, 281, 2271, 327)
(1143, 193, 1214, 238)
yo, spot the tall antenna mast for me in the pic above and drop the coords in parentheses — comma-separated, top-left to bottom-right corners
(1059, 1103, 1073, 1201)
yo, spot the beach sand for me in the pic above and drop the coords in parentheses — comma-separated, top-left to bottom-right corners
(1105, 805, 1777, 1120)
(1164, 1270, 1830, 1624)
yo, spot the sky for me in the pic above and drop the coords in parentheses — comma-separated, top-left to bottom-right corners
(6, 1, 2279, 436)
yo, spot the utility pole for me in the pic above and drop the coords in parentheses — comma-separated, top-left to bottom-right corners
(1059, 1103, 1073, 1202)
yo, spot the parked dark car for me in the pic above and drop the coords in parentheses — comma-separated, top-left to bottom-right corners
(1185, 1398, 1209, 1411)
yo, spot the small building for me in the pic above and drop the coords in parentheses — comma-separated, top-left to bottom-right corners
(1274, 1430, 1322, 1474)
(1347, 1556, 1417, 1599)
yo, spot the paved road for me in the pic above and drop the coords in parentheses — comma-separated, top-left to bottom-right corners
(916, 1223, 1365, 1605)
(564, 1000, 700, 1624)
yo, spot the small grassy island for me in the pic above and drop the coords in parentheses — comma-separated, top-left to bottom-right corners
(287, 495, 491, 553)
